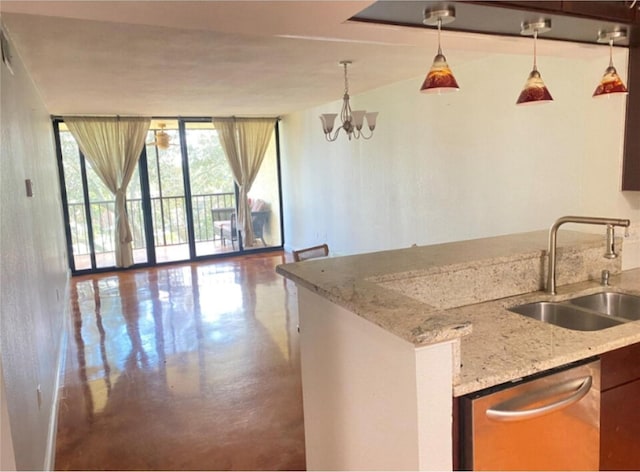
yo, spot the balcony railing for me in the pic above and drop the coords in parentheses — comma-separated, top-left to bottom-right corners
(68, 192, 235, 257)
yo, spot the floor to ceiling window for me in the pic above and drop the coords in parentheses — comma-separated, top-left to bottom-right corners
(55, 118, 283, 274)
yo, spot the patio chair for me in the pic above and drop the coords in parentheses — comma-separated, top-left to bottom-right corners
(293, 244, 329, 262)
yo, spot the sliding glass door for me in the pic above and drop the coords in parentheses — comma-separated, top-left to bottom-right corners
(56, 117, 283, 274)
(184, 122, 237, 257)
(145, 120, 190, 263)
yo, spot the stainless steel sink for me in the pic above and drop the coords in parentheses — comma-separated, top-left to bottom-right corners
(509, 301, 625, 331)
(567, 292, 640, 321)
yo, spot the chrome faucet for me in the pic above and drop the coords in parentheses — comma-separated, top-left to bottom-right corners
(547, 216, 630, 295)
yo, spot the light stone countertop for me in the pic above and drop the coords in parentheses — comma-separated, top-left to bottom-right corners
(445, 269, 640, 396)
(277, 230, 640, 396)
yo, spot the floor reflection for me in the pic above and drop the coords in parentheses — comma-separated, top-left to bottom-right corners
(55, 252, 305, 471)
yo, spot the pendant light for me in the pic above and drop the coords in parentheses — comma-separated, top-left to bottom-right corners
(420, 6, 459, 94)
(593, 29, 628, 98)
(516, 19, 553, 105)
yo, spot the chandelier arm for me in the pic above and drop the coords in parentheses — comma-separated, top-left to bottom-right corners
(359, 127, 374, 140)
(324, 127, 341, 142)
(341, 94, 351, 124)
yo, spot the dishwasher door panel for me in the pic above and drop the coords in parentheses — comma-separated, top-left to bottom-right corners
(463, 360, 600, 471)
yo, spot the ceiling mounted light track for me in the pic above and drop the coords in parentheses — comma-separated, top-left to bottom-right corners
(516, 19, 553, 105)
(593, 29, 628, 98)
(319, 61, 378, 142)
(420, 6, 460, 94)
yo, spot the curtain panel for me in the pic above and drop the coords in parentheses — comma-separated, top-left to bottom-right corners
(212, 117, 276, 247)
(64, 116, 150, 268)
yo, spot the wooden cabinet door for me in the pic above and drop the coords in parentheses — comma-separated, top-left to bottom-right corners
(600, 379, 640, 470)
(622, 47, 640, 191)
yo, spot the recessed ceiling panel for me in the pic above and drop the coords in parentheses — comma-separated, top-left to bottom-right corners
(352, 1, 635, 46)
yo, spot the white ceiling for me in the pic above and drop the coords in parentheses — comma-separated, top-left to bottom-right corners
(0, 1, 609, 117)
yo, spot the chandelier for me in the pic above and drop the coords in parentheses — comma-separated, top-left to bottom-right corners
(319, 60, 378, 141)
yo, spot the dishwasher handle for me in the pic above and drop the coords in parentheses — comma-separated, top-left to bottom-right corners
(486, 375, 592, 422)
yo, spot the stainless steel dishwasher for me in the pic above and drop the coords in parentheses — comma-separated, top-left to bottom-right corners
(461, 358, 600, 471)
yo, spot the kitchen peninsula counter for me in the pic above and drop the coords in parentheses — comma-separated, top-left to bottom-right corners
(277, 230, 640, 396)
(276, 230, 640, 470)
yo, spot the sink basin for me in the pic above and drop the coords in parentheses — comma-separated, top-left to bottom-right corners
(509, 302, 625, 331)
(567, 292, 640, 321)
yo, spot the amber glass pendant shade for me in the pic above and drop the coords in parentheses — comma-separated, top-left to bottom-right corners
(516, 68, 553, 105)
(420, 52, 460, 93)
(593, 66, 628, 97)
(420, 7, 459, 94)
(593, 33, 628, 98)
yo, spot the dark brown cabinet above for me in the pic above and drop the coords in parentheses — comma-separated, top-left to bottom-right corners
(622, 46, 640, 191)
(489, 1, 639, 25)
(561, 1, 638, 24)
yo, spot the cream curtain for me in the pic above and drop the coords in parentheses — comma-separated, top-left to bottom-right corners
(64, 116, 150, 267)
(212, 117, 276, 247)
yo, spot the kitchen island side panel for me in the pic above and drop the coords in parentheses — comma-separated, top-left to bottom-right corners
(298, 287, 453, 471)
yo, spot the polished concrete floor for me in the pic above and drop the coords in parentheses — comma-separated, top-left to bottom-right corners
(55, 252, 305, 470)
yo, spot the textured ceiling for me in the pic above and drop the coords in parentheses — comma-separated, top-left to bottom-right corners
(0, 1, 612, 117)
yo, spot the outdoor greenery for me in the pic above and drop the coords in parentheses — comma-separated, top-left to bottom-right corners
(60, 128, 235, 204)
(60, 126, 237, 260)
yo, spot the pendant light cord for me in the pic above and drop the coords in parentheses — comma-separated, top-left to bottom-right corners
(609, 38, 614, 68)
(437, 17, 443, 56)
(533, 29, 538, 71)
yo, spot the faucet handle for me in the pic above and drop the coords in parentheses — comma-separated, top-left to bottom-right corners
(604, 225, 618, 259)
(601, 269, 610, 286)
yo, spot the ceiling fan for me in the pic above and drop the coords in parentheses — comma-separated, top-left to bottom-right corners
(147, 123, 172, 150)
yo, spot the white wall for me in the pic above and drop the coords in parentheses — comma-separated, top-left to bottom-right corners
(280, 46, 640, 269)
(0, 22, 69, 470)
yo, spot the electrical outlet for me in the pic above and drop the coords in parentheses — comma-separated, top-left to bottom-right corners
(36, 385, 42, 410)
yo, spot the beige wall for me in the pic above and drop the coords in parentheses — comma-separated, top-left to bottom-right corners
(280, 46, 640, 270)
(0, 23, 69, 470)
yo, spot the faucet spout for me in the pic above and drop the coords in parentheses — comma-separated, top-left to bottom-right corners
(547, 216, 630, 295)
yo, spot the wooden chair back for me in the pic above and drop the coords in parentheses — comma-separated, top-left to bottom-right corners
(293, 244, 329, 262)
